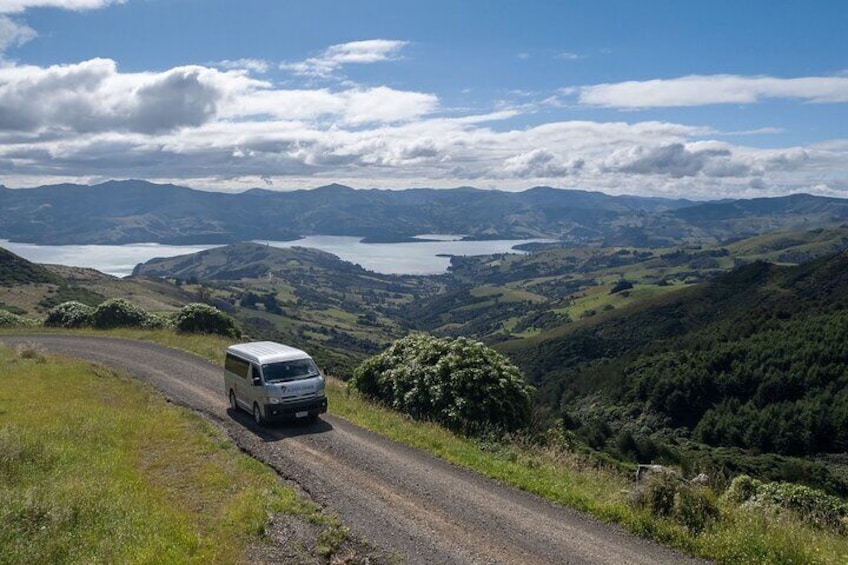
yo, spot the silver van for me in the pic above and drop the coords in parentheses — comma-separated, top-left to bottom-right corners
(224, 341, 327, 424)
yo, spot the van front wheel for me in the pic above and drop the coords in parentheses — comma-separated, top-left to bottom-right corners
(253, 403, 263, 425)
(229, 390, 238, 412)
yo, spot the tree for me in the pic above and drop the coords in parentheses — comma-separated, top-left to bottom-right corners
(350, 333, 533, 435)
(609, 279, 634, 294)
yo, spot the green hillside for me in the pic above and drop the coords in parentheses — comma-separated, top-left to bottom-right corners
(502, 251, 848, 493)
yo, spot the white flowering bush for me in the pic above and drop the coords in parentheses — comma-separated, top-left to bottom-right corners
(174, 303, 241, 338)
(0, 310, 38, 328)
(91, 298, 166, 329)
(351, 333, 533, 435)
(44, 301, 95, 328)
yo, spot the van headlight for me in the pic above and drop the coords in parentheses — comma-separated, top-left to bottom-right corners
(268, 397, 282, 404)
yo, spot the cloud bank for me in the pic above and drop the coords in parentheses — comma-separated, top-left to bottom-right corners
(579, 74, 848, 108)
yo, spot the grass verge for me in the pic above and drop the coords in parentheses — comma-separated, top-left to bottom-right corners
(0, 340, 337, 564)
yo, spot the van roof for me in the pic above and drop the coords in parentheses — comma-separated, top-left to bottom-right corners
(226, 341, 312, 364)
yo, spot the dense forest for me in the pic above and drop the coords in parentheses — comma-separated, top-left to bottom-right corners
(630, 311, 848, 455)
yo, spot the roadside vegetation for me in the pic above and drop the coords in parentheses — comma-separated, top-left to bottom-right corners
(0, 342, 346, 564)
(331, 376, 848, 564)
(2, 321, 847, 563)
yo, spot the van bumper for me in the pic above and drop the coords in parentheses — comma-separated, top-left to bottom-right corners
(263, 396, 328, 421)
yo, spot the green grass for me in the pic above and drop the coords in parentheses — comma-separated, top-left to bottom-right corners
(0, 340, 342, 564)
(558, 283, 684, 321)
(470, 285, 547, 303)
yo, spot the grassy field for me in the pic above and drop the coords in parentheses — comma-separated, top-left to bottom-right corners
(0, 339, 344, 564)
(4, 328, 848, 564)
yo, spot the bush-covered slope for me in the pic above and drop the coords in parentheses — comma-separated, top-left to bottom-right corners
(504, 251, 848, 462)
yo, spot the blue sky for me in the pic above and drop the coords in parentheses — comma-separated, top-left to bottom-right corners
(0, 0, 845, 198)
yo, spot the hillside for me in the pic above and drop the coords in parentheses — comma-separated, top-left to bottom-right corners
(5, 180, 848, 246)
(0, 246, 64, 287)
(501, 251, 848, 492)
(0, 246, 198, 317)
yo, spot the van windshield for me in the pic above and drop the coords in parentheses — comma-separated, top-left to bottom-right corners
(262, 359, 319, 383)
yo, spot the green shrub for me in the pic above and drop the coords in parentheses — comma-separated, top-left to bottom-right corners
(631, 471, 720, 534)
(44, 301, 95, 328)
(674, 486, 720, 534)
(751, 481, 848, 532)
(722, 474, 762, 504)
(91, 299, 165, 330)
(0, 310, 23, 327)
(642, 471, 680, 517)
(173, 303, 241, 338)
(722, 475, 848, 533)
(350, 333, 533, 436)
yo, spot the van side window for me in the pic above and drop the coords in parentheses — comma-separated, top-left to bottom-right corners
(251, 365, 261, 382)
(225, 353, 250, 379)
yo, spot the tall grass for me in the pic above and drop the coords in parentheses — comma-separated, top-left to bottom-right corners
(0, 342, 333, 564)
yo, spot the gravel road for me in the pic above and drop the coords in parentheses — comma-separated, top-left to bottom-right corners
(3, 335, 707, 564)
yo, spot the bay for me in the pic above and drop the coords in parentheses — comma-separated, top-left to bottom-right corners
(0, 236, 550, 278)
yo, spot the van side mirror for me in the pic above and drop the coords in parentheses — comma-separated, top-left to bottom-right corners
(252, 376, 262, 386)
(251, 366, 262, 386)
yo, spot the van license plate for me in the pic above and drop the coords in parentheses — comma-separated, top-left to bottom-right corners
(295, 411, 308, 418)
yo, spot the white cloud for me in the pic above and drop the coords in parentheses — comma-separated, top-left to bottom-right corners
(214, 58, 269, 74)
(281, 39, 408, 78)
(0, 59, 263, 134)
(579, 74, 848, 108)
(0, 0, 124, 13)
(555, 52, 584, 61)
(342, 86, 437, 124)
(0, 0, 124, 55)
(222, 85, 437, 125)
(502, 149, 581, 178)
(0, 14, 34, 50)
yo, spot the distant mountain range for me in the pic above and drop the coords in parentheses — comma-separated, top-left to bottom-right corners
(2, 179, 848, 246)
